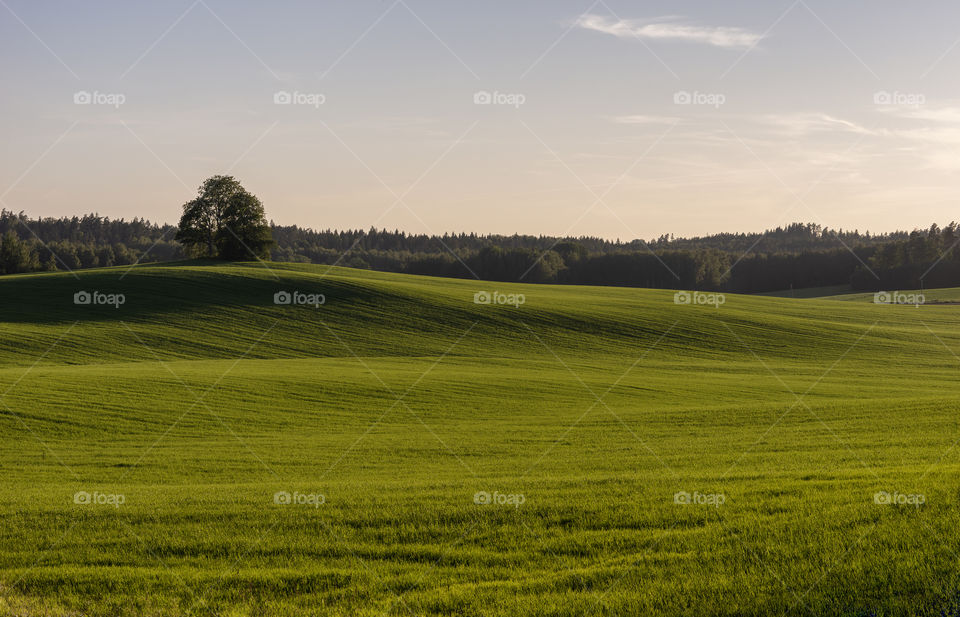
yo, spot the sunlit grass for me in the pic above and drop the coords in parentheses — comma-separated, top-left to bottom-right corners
(2, 263, 960, 615)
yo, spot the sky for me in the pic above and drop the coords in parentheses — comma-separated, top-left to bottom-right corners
(2, 1, 959, 241)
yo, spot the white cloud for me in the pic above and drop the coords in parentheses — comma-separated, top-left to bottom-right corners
(577, 15, 764, 49)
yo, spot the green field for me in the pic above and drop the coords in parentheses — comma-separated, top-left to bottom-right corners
(3, 262, 960, 616)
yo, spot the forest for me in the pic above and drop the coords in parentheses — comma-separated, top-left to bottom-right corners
(0, 209, 955, 293)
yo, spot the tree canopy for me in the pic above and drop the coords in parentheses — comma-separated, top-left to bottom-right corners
(174, 176, 273, 260)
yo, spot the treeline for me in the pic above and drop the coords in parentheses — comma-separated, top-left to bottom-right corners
(1, 210, 958, 293)
(0, 211, 180, 274)
(852, 223, 960, 291)
(270, 221, 895, 257)
(269, 222, 939, 292)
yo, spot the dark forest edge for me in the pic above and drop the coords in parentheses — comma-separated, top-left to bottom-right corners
(0, 209, 956, 294)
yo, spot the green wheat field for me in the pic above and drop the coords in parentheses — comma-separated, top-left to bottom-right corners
(2, 262, 960, 616)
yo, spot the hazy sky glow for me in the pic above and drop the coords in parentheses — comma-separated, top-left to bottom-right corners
(2, 1, 960, 240)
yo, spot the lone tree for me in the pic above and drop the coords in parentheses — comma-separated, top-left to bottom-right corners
(174, 175, 273, 260)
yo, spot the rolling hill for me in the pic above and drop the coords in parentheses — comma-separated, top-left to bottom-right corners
(2, 262, 960, 616)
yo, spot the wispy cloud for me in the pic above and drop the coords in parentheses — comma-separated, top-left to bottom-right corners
(761, 106, 960, 171)
(879, 105, 960, 170)
(612, 115, 680, 125)
(762, 113, 879, 137)
(879, 106, 960, 124)
(576, 15, 764, 49)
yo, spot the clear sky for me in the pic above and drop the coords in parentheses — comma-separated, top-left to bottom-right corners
(2, 1, 959, 240)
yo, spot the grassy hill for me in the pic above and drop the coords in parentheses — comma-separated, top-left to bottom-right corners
(3, 262, 960, 616)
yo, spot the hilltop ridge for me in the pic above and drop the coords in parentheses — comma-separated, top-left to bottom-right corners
(0, 261, 954, 369)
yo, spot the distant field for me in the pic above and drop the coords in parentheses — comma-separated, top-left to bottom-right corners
(757, 285, 960, 304)
(828, 286, 960, 304)
(3, 263, 960, 616)
(753, 284, 853, 298)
